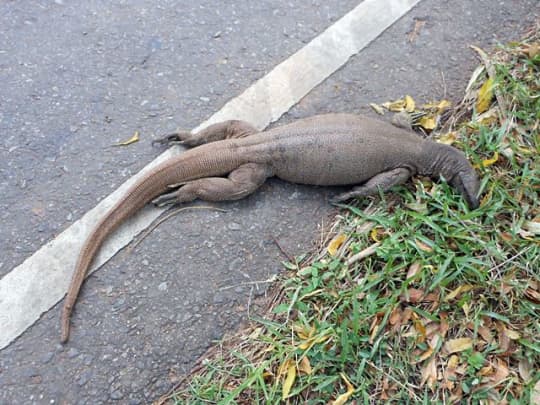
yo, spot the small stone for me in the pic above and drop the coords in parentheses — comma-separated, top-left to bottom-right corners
(110, 390, 124, 400)
(227, 222, 241, 231)
(76, 370, 93, 386)
(40, 352, 54, 364)
(67, 348, 80, 358)
(199, 96, 210, 102)
(158, 282, 168, 291)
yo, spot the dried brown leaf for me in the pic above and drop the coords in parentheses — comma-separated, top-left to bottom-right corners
(444, 338, 473, 355)
(518, 358, 532, 382)
(420, 356, 438, 390)
(415, 239, 433, 252)
(298, 356, 312, 375)
(406, 262, 422, 279)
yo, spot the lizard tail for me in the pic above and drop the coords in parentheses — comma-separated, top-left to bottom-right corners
(61, 143, 240, 342)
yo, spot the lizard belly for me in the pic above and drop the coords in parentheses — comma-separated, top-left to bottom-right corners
(272, 144, 389, 186)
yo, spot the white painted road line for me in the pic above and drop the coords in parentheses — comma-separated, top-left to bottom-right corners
(0, 0, 421, 349)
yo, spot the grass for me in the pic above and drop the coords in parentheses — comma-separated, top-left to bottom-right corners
(157, 23, 540, 405)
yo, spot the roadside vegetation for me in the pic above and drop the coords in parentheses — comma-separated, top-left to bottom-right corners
(158, 23, 539, 405)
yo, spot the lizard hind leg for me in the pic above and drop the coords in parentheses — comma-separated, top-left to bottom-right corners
(152, 163, 273, 207)
(331, 167, 412, 203)
(153, 120, 258, 148)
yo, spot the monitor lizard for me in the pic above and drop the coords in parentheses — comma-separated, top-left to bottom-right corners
(60, 113, 480, 342)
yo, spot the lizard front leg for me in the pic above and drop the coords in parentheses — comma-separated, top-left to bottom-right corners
(153, 120, 258, 148)
(152, 163, 273, 206)
(331, 168, 412, 203)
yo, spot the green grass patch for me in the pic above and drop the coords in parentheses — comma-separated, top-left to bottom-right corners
(160, 24, 540, 405)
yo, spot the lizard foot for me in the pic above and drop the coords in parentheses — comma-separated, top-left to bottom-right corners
(152, 191, 180, 207)
(152, 131, 192, 147)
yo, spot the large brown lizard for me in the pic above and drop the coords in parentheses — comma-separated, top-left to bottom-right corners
(60, 113, 480, 342)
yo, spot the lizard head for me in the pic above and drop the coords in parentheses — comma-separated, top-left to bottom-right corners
(449, 168, 480, 209)
(423, 144, 481, 209)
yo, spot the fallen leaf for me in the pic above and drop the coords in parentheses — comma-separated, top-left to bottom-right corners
(533, 379, 540, 405)
(518, 358, 532, 382)
(522, 218, 540, 235)
(525, 287, 540, 303)
(436, 99, 452, 112)
(406, 262, 422, 279)
(405, 95, 416, 112)
(418, 115, 437, 131)
(445, 284, 474, 302)
(505, 329, 521, 340)
(282, 361, 296, 399)
(476, 77, 494, 113)
(369, 103, 385, 115)
(421, 356, 438, 390)
(401, 288, 425, 303)
(382, 99, 406, 112)
(415, 347, 434, 363)
(444, 338, 473, 355)
(527, 42, 540, 58)
(436, 132, 457, 145)
(477, 325, 494, 343)
(412, 312, 427, 343)
(298, 356, 312, 375)
(113, 131, 140, 146)
(328, 234, 347, 256)
(415, 239, 433, 253)
(332, 373, 355, 405)
(389, 307, 402, 326)
(489, 358, 509, 385)
(474, 151, 499, 169)
(407, 18, 426, 43)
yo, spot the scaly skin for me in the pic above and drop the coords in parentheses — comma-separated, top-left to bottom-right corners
(61, 113, 480, 342)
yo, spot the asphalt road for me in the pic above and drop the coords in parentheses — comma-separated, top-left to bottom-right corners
(0, 0, 537, 403)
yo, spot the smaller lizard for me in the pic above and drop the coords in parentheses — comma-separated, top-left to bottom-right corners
(61, 114, 480, 342)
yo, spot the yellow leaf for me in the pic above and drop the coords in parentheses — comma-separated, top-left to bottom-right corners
(447, 354, 459, 369)
(382, 99, 406, 112)
(412, 312, 427, 343)
(282, 362, 296, 399)
(444, 284, 474, 302)
(370, 227, 381, 242)
(444, 337, 473, 354)
(298, 356, 312, 375)
(113, 131, 140, 146)
(476, 77, 494, 113)
(418, 115, 437, 131)
(479, 151, 499, 168)
(436, 132, 457, 145)
(437, 99, 452, 112)
(332, 373, 355, 405)
(369, 103, 385, 115)
(505, 329, 521, 340)
(405, 95, 416, 112)
(328, 234, 347, 256)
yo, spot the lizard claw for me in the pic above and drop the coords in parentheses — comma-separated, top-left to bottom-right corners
(152, 131, 191, 147)
(152, 192, 178, 207)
